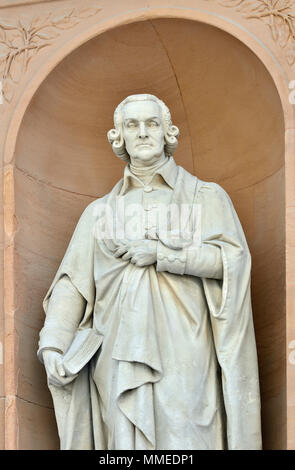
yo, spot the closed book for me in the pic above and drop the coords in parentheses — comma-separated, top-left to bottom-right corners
(62, 328, 103, 376)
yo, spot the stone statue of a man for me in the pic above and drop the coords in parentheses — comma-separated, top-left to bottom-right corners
(38, 94, 262, 450)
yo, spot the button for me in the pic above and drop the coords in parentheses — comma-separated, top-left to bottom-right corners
(168, 255, 175, 262)
(158, 253, 164, 260)
(143, 186, 153, 193)
(145, 232, 156, 240)
(179, 255, 186, 263)
(144, 204, 156, 211)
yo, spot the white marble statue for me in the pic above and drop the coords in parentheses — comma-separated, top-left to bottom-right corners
(38, 94, 262, 450)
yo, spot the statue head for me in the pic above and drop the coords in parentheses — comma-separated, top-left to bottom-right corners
(107, 94, 179, 165)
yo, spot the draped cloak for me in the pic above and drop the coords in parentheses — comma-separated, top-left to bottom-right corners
(38, 165, 262, 450)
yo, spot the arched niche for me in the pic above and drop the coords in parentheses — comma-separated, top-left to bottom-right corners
(13, 18, 285, 449)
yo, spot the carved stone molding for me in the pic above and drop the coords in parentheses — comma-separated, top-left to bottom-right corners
(0, 6, 101, 103)
(1, 1, 295, 105)
(206, 0, 295, 65)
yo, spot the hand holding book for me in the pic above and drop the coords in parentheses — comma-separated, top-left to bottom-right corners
(43, 329, 103, 387)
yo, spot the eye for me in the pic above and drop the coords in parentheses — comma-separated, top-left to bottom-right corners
(125, 121, 138, 129)
(148, 120, 159, 128)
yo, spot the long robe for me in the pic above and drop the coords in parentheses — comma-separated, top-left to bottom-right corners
(38, 164, 262, 450)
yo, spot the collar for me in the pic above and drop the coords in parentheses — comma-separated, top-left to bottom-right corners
(118, 156, 178, 196)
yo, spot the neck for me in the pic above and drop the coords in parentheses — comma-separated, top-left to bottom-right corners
(130, 155, 169, 175)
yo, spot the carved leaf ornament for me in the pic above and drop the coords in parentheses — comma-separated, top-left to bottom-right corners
(207, 0, 295, 65)
(1, 2, 295, 103)
(0, 7, 101, 103)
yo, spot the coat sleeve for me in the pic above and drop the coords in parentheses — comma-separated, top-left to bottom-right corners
(37, 201, 97, 362)
(38, 276, 86, 360)
(199, 183, 262, 450)
(156, 238, 223, 278)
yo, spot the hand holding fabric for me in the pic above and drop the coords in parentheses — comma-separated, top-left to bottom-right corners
(114, 239, 157, 267)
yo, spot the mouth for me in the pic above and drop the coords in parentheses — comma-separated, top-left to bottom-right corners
(137, 143, 152, 148)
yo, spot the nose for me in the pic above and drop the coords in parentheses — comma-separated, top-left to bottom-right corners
(139, 122, 148, 139)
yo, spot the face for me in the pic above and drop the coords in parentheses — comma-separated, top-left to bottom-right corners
(122, 100, 165, 167)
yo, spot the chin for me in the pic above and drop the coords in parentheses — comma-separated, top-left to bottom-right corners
(134, 151, 162, 162)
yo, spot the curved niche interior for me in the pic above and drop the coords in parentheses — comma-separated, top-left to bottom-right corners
(14, 18, 285, 449)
